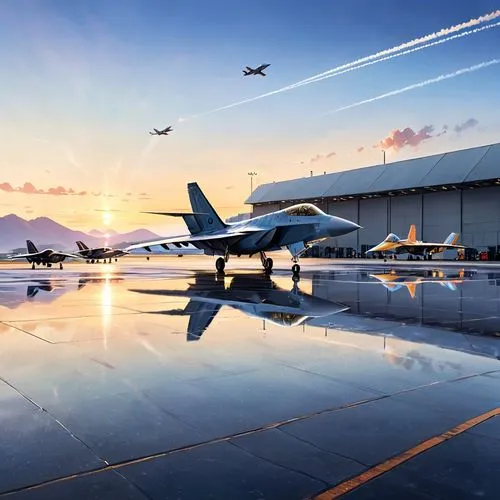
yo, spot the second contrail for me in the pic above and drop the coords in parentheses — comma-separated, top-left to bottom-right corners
(326, 59, 500, 114)
(181, 10, 500, 121)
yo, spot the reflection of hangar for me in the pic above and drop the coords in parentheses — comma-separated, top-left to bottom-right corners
(246, 143, 500, 258)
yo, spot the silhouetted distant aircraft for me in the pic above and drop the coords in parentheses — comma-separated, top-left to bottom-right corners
(243, 64, 270, 76)
(149, 126, 173, 136)
(9, 240, 83, 270)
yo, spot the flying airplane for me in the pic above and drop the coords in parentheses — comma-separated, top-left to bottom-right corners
(130, 272, 349, 341)
(149, 126, 173, 136)
(8, 240, 83, 270)
(75, 241, 129, 263)
(367, 225, 466, 258)
(125, 182, 360, 273)
(370, 269, 467, 299)
(243, 64, 270, 76)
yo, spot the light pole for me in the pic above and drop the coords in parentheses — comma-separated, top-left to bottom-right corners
(382, 150, 386, 165)
(248, 172, 257, 195)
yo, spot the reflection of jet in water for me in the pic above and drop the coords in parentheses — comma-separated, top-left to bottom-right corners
(0, 279, 74, 308)
(367, 224, 466, 257)
(77, 275, 124, 290)
(130, 273, 349, 341)
(370, 269, 468, 299)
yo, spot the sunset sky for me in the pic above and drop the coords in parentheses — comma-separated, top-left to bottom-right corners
(1, 0, 499, 234)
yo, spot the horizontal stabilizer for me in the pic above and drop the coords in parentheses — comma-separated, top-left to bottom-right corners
(141, 211, 208, 217)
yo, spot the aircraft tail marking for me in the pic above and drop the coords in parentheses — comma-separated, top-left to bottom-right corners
(187, 183, 226, 233)
(407, 224, 417, 243)
(76, 241, 89, 250)
(444, 232, 459, 245)
(26, 240, 38, 254)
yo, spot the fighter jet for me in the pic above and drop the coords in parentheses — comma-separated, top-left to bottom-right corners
(367, 225, 466, 258)
(149, 126, 173, 136)
(75, 241, 129, 264)
(125, 182, 360, 274)
(243, 64, 270, 76)
(130, 273, 349, 341)
(8, 240, 84, 270)
(370, 269, 467, 299)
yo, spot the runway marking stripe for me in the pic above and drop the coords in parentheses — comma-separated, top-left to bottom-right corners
(314, 407, 500, 499)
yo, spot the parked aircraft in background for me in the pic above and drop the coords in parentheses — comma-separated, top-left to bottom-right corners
(75, 241, 129, 263)
(243, 63, 270, 76)
(125, 182, 360, 273)
(367, 224, 465, 257)
(370, 269, 467, 299)
(8, 240, 83, 270)
(130, 272, 349, 341)
(149, 126, 173, 136)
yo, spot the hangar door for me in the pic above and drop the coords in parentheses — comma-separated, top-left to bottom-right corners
(327, 200, 358, 250)
(422, 191, 461, 243)
(359, 198, 388, 252)
(390, 195, 423, 240)
(462, 186, 500, 248)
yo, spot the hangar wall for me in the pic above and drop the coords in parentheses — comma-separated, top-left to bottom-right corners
(250, 185, 500, 254)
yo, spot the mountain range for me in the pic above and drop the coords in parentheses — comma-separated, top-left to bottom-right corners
(0, 214, 161, 252)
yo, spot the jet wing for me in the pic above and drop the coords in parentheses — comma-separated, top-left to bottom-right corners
(406, 243, 465, 250)
(8, 252, 42, 259)
(125, 229, 261, 252)
(53, 252, 87, 260)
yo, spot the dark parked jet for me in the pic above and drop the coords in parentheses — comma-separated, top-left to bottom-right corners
(149, 126, 173, 136)
(243, 64, 270, 76)
(9, 240, 83, 270)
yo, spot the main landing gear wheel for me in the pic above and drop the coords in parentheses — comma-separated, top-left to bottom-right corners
(292, 263, 300, 275)
(31, 263, 35, 270)
(59, 263, 63, 270)
(264, 257, 273, 272)
(215, 257, 225, 272)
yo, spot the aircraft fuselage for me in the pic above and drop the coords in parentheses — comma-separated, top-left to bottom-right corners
(196, 209, 359, 256)
(27, 250, 67, 265)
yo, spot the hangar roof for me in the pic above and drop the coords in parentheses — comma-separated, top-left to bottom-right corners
(246, 142, 500, 204)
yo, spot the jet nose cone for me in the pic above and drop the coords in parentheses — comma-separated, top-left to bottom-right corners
(329, 216, 361, 236)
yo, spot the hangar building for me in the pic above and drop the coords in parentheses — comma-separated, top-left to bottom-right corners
(245, 142, 500, 258)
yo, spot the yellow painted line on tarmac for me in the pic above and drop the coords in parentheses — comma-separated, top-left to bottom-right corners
(313, 407, 500, 499)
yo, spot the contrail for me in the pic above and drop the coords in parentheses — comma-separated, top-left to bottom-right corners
(182, 11, 500, 120)
(326, 59, 500, 114)
(287, 22, 500, 90)
(290, 10, 500, 87)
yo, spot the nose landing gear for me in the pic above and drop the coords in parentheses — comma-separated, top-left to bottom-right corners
(215, 257, 225, 272)
(292, 263, 300, 274)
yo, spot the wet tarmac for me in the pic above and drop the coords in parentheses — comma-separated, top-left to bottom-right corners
(0, 256, 499, 499)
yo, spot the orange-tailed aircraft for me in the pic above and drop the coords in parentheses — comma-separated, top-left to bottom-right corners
(367, 224, 465, 257)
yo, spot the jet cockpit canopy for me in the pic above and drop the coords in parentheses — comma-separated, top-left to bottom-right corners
(284, 204, 324, 217)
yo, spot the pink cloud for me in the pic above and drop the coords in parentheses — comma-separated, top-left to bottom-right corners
(357, 146, 364, 153)
(376, 125, 434, 151)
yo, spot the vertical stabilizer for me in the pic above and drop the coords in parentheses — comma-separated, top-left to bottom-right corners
(76, 241, 89, 250)
(407, 224, 417, 243)
(444, 232, 459, 245)
(187, 183, 226, 233)
(26, 240, 38, 254)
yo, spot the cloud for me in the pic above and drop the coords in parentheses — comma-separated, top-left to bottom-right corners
(139, 192, 149, 196)
(225, 185, 234, 190)
(376, 125, 434, 151)
(454, 118, 479, 133)
(0, 181, 89, 196)
(310, 152, 335, 163)
(357, 146, 364, 153)
(0, 183, 14, 192)
(139, 196, 151, 200)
